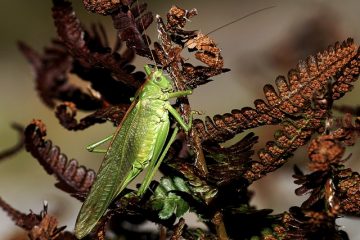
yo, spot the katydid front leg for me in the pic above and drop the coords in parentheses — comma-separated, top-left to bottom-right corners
(167, 90, 192, 99)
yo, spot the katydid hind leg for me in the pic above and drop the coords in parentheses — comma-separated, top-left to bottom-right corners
(116, 117, 170, 197)
(86, 134, 114, 153)
(114, 165, 142, 198)
(137, 120, 170, 195)
(138, 127, 179, 195)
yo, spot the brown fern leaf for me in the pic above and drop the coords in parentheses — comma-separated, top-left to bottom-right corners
(336, 168, 360, 217)
(182, 64, 230, 89)
(244, 113, 323, 183)
(0, 199, 76, 239)
(28, 213, 70, 240)
(308, 135, 346, 172)
(292, 120, 360, 212)
(55, 102, 129, 130)
(155, 7, 228, 89)
(22, 0, 146, 108)
(281, 207, 347, 240)
(331, 113, 360, 146)
(52, 0, 143, 89)
(293, 166, 335, 210)
(24, 120, 95, 198)
(293, 132, 360, 219)
(194, 38, 359, 144)
(52, 0, 87, 55)
(111, 2, 153, 54)
(82, 0, 129, 15)
(170, 218, 186, 240)
(292, 165, 360, 219)
(18, 41, 101, 110)
(155, 13, 205, 174)
(19, 37, 136, 110)
(187, 33, 224, 69)
(205, 132, 258, 186)
(0, 197, 38, 231)
(332, 46, 360, 100)
(166, 6, 198, 35)
(155, 15, 182, 69)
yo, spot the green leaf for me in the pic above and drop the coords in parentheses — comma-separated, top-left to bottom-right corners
(173, 177, 191, 193)
(159, 197, 177, 219)
(149, 176, 192, 220)
(175, 198, 189, 217)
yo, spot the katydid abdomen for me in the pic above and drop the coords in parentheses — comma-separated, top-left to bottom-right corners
(109, 98, 170, 175)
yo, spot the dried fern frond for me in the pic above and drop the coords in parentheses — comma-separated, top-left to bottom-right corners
(155, 8, 228, 90)
(111, 1, 153, 53)
(55, 102, 129, 130)
(336, 168, 360, 216)
(0, 199, 75, 239)
(0, 197, 37, 231)
(330, 113, 360, 146)
(82, 0, 126, 15)
(206, 132, 258, 186)
(191, 39, 360, 183)
(244, 110, 323, 183)
(194, 39, 359, 144)
(281, 207, 348, 240)
(20, 0, 151, 110)
(52, 0, 145, 90)
(18, 41, 101, 110)
(24, 120, 95, 198)
(293, 120, 360, 217)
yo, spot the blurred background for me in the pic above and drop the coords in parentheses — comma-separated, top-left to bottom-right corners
(0, 0, 360, 238)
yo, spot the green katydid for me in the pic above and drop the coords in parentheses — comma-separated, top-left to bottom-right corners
(74, 65, 196, 239)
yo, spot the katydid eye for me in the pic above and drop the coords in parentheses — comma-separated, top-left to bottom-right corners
(155, 76, 161, 82)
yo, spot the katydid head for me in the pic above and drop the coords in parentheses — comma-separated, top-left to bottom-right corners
(144, 65, 173, 92)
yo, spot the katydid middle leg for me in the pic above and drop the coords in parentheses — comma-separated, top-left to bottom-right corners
(86, 134, 114, 153)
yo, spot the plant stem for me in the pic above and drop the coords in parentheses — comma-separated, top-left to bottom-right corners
(212, 211, 228, 240)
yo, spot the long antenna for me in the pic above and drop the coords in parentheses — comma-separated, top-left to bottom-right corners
(206, 6, 276, 36)
(181, 5, 276, 51)
(136, 0, 158, 70)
